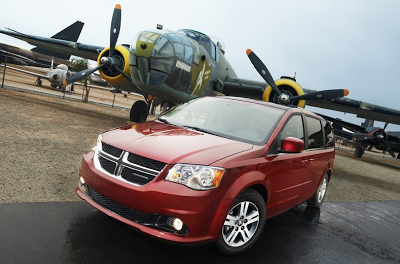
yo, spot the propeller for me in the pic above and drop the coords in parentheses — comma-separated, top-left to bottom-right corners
(246, 49, 349, 105)
(109, 4, 121, 57)
(354, 132, 396, 158)
(64, 4, 130, 86)
(246, 49, 281, 96)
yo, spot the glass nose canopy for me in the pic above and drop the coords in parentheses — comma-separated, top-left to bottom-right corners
(130, 30, 194, 87)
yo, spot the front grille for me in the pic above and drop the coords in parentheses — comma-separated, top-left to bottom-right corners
(87, 185, 149, 222)
(102, 142, 123, 158)
(127, 153, 166, 171)
(98, 156, 117, 175)
(96, 143, 167, 186)
(121, 166, 155, 185)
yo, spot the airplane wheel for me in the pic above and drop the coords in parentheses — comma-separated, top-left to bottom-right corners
(130, 101, 149, 122)
(60, 86, 66, 93)
(354, 145, 364, 158)
(37, 79, 42, 86)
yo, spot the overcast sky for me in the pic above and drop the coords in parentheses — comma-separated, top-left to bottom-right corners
(1, 0, 400, 130)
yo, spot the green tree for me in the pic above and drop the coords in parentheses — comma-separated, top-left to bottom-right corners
(70, 57, 91, 102)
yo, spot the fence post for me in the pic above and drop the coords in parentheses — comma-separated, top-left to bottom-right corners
(1, 55, 7, 88)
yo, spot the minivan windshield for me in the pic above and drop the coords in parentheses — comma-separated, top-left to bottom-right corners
(159, 97, 284, 145)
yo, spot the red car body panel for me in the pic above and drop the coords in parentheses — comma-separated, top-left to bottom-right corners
(76, 97, 335, 245)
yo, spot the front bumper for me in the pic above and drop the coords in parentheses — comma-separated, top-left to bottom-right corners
(76, 151, 232, 244)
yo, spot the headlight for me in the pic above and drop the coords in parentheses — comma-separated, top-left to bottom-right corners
(165, 164, 225, 190)
(91, 134, 103, 152)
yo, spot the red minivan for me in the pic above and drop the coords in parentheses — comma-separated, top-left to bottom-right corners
(77, 96, 335, 255)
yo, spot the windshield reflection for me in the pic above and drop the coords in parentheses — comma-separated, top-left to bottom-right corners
(159, 97, 284, 145)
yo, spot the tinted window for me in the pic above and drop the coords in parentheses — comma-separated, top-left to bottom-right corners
(323, 120, 335, 148)
(280, 115, 304, 141)
(306, 116, 323, 149)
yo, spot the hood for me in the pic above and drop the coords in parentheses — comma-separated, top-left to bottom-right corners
(101, 121, 253, 165)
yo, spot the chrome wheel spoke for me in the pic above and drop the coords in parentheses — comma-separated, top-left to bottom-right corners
(222, 200, 260, 248)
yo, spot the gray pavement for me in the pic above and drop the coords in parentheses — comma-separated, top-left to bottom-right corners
(1, 200, 399, 263)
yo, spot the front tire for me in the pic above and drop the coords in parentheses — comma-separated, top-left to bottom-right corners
(354, 145, 364, 158)
(130, 101, 149, 122)
(307, 174, 329, 208)
(215, 189, 266, 256)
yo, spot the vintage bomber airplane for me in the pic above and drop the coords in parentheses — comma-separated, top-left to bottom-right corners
(318, 114, 400, 159)
(1, 4, 400, 124)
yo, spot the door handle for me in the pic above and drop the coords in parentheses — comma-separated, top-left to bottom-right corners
(309, 158, 315, 163)
(301, 159, 308, 165)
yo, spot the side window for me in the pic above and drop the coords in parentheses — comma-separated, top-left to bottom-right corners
(280, 115, 304, 141)
(306, 116, 323, 149)
(323, 120, 335, 148)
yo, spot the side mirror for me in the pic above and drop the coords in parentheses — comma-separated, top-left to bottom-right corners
(279, 137, 304, 153)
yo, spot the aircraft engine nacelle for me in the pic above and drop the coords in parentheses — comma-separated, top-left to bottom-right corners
(97, 45, 130, 85)
(262, 77, 306, 108)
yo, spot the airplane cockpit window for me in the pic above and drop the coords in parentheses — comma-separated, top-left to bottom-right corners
(56, 64, 68, 71)
(211, 42, 216, 61)
(152, 36, 174, 57)
(165, 33, 194, 64)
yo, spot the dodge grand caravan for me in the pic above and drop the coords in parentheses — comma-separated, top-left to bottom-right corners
(76, 96, 335, 255)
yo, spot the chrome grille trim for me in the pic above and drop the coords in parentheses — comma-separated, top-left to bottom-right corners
(94, 143, 166, 186)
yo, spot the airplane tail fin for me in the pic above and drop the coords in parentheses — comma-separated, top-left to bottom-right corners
(30, 21, 84, 60)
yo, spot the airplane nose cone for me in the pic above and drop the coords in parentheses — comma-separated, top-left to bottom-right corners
(129, 33, 173, 88)
(128, 30, 195, 102)
(52, 74, 59, 81)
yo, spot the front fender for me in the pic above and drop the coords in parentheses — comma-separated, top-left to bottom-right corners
(206, 169, 273, 240)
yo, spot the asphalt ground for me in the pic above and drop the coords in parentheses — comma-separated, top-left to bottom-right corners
(0, 69, 399, 263)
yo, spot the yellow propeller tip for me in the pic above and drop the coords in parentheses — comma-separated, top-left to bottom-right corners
(115, 4, 121, 9)
(62, 79, 67, 86)
(344, 89, 349, 96)
(246, 49, 252, 56)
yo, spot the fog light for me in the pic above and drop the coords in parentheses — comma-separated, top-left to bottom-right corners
(80, 176, 85, 185)
(173, 218, 183, 231)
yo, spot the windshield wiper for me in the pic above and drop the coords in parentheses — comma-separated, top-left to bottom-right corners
(157, 117, 170, 125)
(183, 126, 222, 137)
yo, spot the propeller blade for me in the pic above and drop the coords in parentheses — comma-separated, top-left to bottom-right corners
(109, 4, 122, 57)
(291, 89, 349, 101)
(246, 49, 281, 95)
(383, 140, 396, 158)
(111, 64, 132, 82)
(64, 64, 104, 85)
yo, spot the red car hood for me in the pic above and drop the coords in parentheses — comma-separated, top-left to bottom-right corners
(101, 121, 253, 165)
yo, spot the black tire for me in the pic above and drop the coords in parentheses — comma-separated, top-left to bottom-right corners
(354, 145, 364, 158)
(130, 101, 149, 122)
(215, 189, 266, 256)
(307, 174, 329, 208)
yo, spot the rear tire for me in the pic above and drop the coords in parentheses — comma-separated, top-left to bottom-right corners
(307, 174, 328, 208)
(215, 189, 266, 256)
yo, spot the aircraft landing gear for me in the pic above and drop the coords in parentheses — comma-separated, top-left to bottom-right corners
(354, 145, 364, 158)
(35, 77, 42, 86)
(130, 100, 149, 122)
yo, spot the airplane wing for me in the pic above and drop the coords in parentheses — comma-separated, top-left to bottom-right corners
(305, 95, 400, 125)
(0, 29, 103, 61)
(317, 113, 367, 132)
